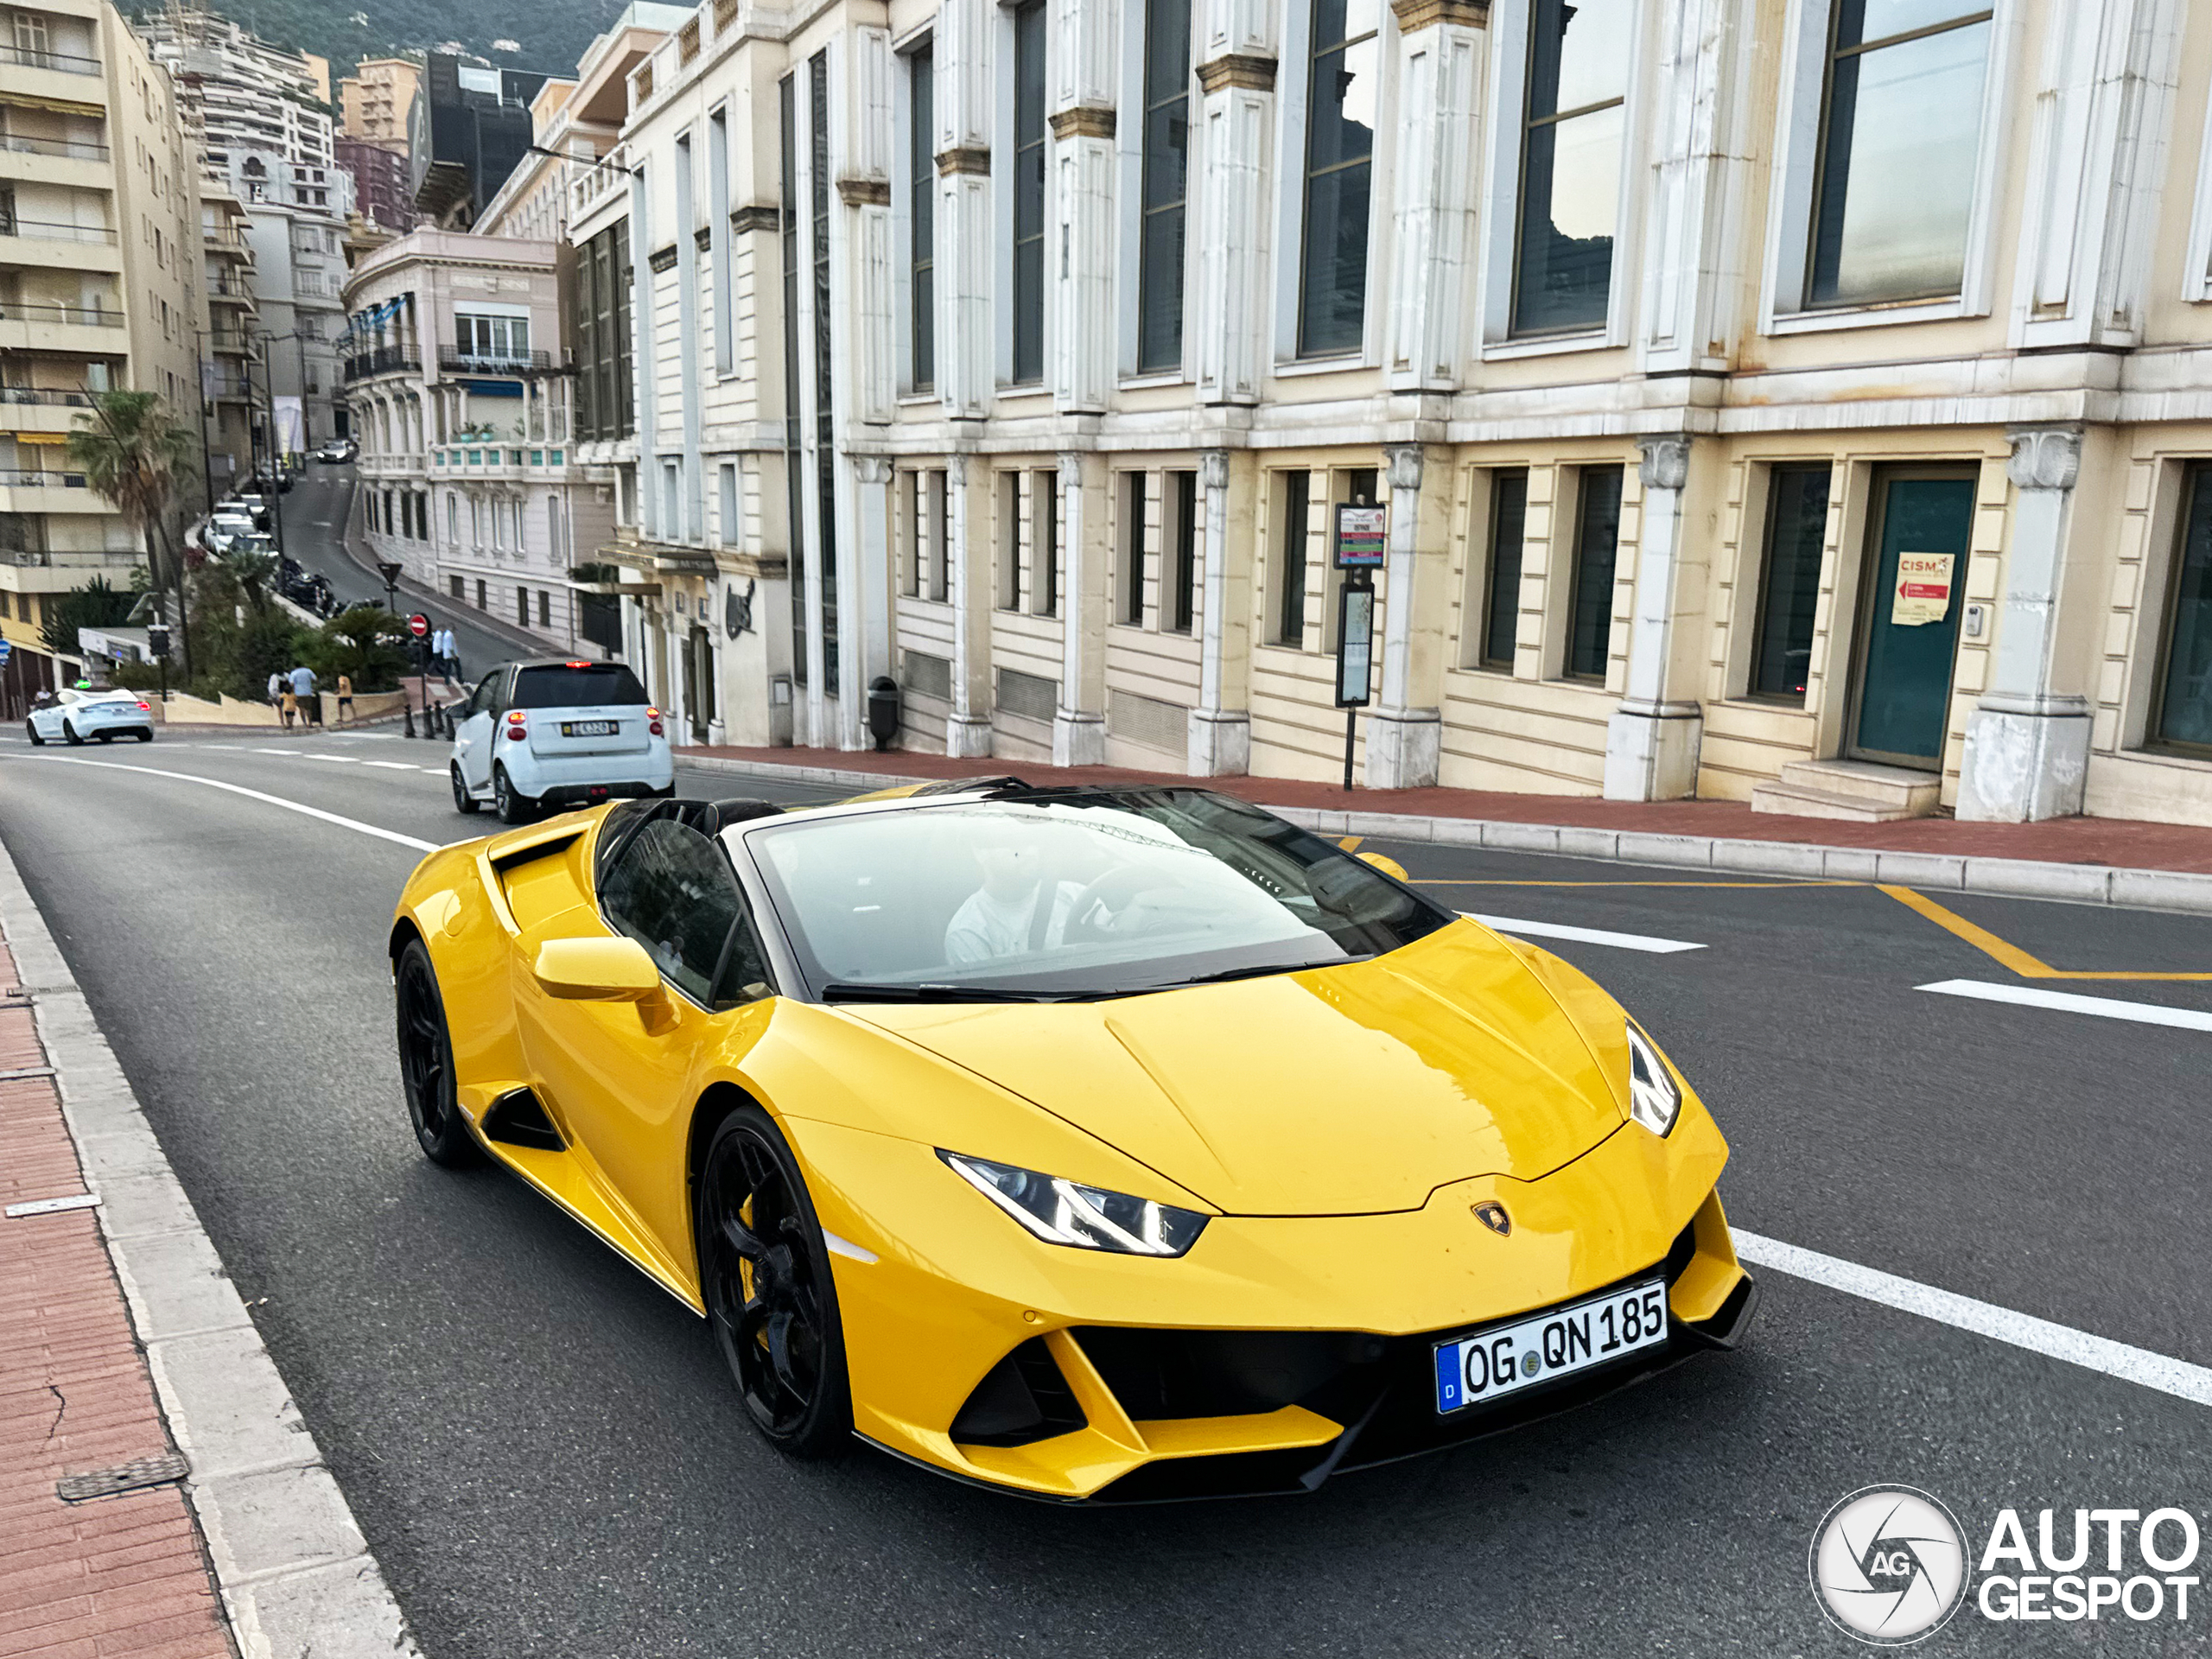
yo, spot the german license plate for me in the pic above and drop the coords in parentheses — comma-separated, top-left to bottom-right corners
(561, 720, 618, 737)
(1433, 1278, 1668, 1414)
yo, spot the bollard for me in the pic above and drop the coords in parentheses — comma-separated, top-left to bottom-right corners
(403, 702, 416, 739)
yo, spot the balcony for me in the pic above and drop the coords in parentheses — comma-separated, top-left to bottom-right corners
(0, 217, 121, 274)
(0, 386, 97, 410)
(438, 347, 568, 378)
(343, 346, 422, 384)
(0, 299, 126, 354)
(0, 467, 105, 514)
(0, 131, 111, 190)
(0, 42, 101, 76)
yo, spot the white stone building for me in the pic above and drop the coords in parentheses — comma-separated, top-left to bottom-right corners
(575, 0, 2212, 825)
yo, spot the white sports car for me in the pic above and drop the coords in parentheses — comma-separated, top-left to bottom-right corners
(27, 688, 156, 746)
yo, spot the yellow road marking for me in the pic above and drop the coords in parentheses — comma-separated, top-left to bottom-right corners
(1878, 886, 2212, 982)
(1337, 835, 1363, 852)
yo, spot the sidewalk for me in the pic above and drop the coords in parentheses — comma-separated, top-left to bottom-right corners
(0, 942, 230, 1658)
(676, 742, 2212, 909)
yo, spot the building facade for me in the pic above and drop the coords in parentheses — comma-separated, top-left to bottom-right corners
(409, 56, 551, 230)
(340, 227, 613, 651)
(338, 54, 422, 152)
(1, 0, 199, 711)
(338, 134, 414, 234)
(198, 175, 257, 491)
(584, 0, 2212, 826)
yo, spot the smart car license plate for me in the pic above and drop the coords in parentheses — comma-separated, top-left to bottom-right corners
(561, 720, 618, 737)
(1433, 1279, 1667, 1414)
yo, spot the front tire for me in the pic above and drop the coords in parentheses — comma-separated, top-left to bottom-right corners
(493, 764, 533, 825)
(450, 762, 480, 815)
(697, 1109, 851, 1459)
(393, 938, 482, 1168)
(63, 721, 83, 746)
(25, 721, 43, 747)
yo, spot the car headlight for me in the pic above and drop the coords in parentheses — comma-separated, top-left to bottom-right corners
(939, 1152, 1208, 1256)
(1624, 1022, 1681, 1137)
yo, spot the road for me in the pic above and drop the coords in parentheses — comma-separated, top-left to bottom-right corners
(1, 735, 2206, 1656)
(272, 467, 547, 682)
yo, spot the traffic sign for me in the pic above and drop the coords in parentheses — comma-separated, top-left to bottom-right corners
(0, 639, 11, 667)
(377, 561, 404, 586)
(408, 613, 430, 639)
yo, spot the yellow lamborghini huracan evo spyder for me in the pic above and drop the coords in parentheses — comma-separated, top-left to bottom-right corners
(390, 780, 1756, 1501)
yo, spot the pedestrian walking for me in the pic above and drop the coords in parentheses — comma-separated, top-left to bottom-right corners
(336, 672, 353, 724)
(289, 663, 321, 728)
(279, 686, 297, 729)
(267, 670, 283, 713)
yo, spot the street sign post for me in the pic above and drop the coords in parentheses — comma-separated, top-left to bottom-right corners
(1331, 501, 1384, 790)
(146, 623, 171, 704)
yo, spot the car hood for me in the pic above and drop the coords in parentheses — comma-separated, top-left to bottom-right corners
(844, 921, 1629, 1217)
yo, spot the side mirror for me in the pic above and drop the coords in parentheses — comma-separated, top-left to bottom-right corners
(1357, 851, 1410, 882)
(533, 936, 662, 1001)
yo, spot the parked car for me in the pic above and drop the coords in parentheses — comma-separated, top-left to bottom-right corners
(26, 688, 154, 747)
(315, 438, 358, 464)
(202, 513, 257, 553)
(448, 659, 671, 824)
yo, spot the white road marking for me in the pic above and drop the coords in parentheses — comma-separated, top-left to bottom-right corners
(363, 760, 417, 770)
(1733, 1230, 2212, 1408)
(1465, 912, 1707, 954)
(0, 755, 440, 853)
(1916, 978, 2212, 1033)
(301, 753, 358, 763)
(251, 747, 295, 756)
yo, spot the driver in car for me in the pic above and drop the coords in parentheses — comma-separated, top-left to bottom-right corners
(943, 822, 1086, 965)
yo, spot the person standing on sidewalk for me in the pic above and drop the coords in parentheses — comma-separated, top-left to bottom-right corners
(336, 672, 353, 724)
(289, 662, 321, 728)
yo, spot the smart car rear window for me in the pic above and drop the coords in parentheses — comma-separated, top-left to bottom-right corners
(510, 665, 649, 709)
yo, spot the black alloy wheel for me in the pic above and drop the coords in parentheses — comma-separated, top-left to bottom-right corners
(697, 1109, 850, 1458)
(62, 721, 82, 746)
(493, 764, 532, 825)
(450, 762, 480, 815)
(393, 938, 482, 1167)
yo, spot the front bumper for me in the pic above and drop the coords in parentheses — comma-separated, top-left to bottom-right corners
(791, 1107, 1753, 1502)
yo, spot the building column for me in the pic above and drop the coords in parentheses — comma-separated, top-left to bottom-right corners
(1192, 2, 1275, 407)
(1603, 435, 1704, 801)
(1384, 0, 1483, 391)
(1054, 448, 1109, 766)
(1052, 0, 1116, 413)
(1365, 443, 1445, 789)
(1189, 448, 1252, 774)
(935, 0, 994, 421)
(1958, 426, 2094, 823)
(944, 454, 995, 756)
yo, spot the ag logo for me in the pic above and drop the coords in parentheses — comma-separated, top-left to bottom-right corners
(1471, 1201, 1510, 1236)
(1810, 1486, 1968, 1644)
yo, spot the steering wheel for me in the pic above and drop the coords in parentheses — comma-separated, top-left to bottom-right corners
(1064, 865, 1185, 942)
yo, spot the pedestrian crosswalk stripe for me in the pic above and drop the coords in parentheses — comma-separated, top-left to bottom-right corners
(1916, 977, 2212, 1032)
(1464, 913, 1707, 954)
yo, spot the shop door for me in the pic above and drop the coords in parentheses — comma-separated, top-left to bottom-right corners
(1847, 470, 1976, 769)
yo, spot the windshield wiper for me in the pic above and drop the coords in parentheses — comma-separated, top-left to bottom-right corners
(1116, 954, 1375, 996)
(818, 982, 1074, 1004)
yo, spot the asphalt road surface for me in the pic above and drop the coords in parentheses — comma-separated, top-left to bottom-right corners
(1, 734, 2206, 1656)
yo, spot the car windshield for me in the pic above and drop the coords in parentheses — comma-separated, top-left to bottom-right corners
(510, 664, 649, 709)
(745, 790, 1453, 1000)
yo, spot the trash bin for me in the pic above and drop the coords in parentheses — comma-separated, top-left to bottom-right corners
(866, 675, 901, 752)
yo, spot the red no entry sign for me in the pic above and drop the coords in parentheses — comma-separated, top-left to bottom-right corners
(408, 613, 430, 639)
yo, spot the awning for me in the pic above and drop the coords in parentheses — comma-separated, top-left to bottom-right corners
(10, 431, 71, 444)
(0, 92, 105, 118)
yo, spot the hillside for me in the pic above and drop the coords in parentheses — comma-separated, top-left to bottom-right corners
(122, 0, 633, 85)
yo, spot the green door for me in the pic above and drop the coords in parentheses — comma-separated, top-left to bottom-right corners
(1850, 472, 1975, 767)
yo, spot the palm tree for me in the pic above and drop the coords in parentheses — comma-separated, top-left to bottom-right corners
(65, 391, 198, 680)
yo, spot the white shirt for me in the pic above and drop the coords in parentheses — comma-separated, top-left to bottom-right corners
(944, 880, 1083, 967)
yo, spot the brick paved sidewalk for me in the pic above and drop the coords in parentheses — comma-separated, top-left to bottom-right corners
(678, 743, 2212, 875)
(0, 947, 232, 1659)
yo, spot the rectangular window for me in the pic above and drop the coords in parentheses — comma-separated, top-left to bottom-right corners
(929, 468, 950, 602)
(1011, 0, 1048, 385)
(518, 587, 529, 626)
(1033, 468, 1059, 616)
(1166, 470, 1197, 633)
(719, 463, 740, 545)
(998, 473, 1022, 610)
(1513, 0, 1627, 335)
(1119, 473, 1147, 625)
(902, 471, 922, 596)
(663, 460, 681, 537)
(780, 74, 808, 687)
(538, 590, 551, 628)
(1479, 469, 1529, 669)
(2154, 463, 2212, 753)
(811, 52, 840, 690)
(1297, 0, 1379, 357)
(1749, 464, 1831, 702)
(909, 46, 935, 391)
(454, 313, 530, 364)
(1564, 467, 1624, 681)
(709, 110, 734, 377)
(450, 575, 462, 600)
(476, 579, 487, 610)
(1807, 3, 1992, 308)
(1274, 471, 1311, 647)
(1139, 0, 1191, 373)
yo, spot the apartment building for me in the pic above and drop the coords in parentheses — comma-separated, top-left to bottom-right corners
(341, 227, 613, 651)
(0, 0, 199, 713)
(588, 0, 2212, 826)
(338, 54, 422, 152)
(199, 173, 256, 488)
(139, 6, 348, 449)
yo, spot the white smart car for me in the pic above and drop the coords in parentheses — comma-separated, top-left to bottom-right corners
(27, 688, 155, 746)
(448, 658, 672, 823)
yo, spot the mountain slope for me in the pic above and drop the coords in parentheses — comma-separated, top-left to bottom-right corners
(124, 1, 633, 84)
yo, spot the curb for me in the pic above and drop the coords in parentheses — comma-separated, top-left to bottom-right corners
(0, 840, 423, 1659)
(674, 752, 2212, 916)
